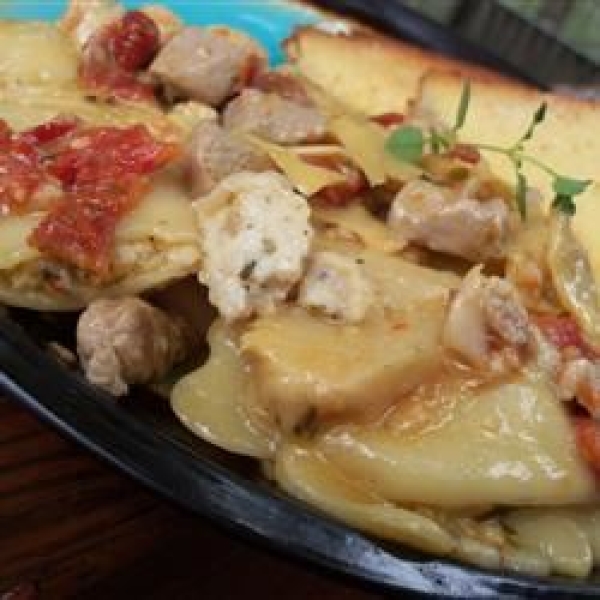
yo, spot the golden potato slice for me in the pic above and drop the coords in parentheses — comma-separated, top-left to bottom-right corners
(0, 21, 78, 86)
(0, 170, 200, 310)
(241, 247, 458, 431)
(319, 374, 596, 508)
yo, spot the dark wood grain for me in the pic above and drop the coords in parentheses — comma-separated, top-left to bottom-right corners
(0, 400, 382, 599)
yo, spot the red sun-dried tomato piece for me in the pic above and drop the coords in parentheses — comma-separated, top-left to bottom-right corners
(302, 153, 368, 207)
(79, 11, 160, 102)
(446, 143, 481, 164)
(108, 10, 160, 71)
(534, 314, 599, 358)
(29, 123, 178, 275)
(30, 184, 143, 275)
(20, 117, 80, 147)
(49, 125, 179, 188)
(370, 112, 405, 129)
(0, 120, 48, 215)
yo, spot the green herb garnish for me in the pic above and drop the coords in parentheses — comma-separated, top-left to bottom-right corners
(385, 125, 424, 164)
(385, 81, 591, 219)
(515, 169, 528, 219)
(452, 79, 471, 132)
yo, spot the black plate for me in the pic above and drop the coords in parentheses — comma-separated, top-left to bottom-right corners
(0, 1, 596, 597)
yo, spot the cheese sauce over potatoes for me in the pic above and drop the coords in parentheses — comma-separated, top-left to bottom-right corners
(4, 0, 600, 579)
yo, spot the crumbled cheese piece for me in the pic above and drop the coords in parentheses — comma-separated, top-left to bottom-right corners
(195, 171, 312, 321)
(298, 250, 372, 322)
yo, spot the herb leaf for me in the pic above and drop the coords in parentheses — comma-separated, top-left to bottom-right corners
(453, 80, 471, 132)
(517, 102, 547, 146)
(397, 84, 591, 221)
(515, 169, 527, 219)
(386, 125, 424, 164)
(552, 194, 577, 216)
(553, 176, 590, 197)
(429, 128, 453, 154)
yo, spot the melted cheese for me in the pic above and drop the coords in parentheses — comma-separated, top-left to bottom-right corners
(116, 169, 199, 244)
(313, 203, 405, 254)
(0, 214, 42, 270)
(0, 86, 179, 142)
(171, 321, 276, 459)
(0, 22, 78, 86)
(241, 248, 458, 430)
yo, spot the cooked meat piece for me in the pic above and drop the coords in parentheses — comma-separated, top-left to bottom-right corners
(185, 120, 273, 196)
(443, 267, 532, 370)
(77, 297, 189, 396)
(561, 357, 600, 420)
(149, 26, 267, 106)
(388, 180, 509, 261)
(195, 171, 313, 321)
(168, 101, 218, 138)
(222, 88, 326, 145)
(297, 250, 373, 322)
(251, 68, 312, 104)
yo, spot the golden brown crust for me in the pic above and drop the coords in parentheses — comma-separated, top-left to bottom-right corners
(284, 25, 521, 115)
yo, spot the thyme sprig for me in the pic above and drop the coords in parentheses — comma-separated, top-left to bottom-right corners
(385, 81, 591, 219)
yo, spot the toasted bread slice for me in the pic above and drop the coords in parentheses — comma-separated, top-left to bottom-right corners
(417, 71, 600, 277)
(284, 25, 509, 116)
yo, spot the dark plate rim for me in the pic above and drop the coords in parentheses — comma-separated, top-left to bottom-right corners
(3, 314, 600, 599)
(0, 1, 595, 597)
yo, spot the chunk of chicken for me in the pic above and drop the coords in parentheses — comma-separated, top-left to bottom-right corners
(388, 180, 509, 261)
(443, 267, 532, 370)
(558, 358, 600, 410)
(150, 26, 267, 106)
(168, 102, 218, 138)
(195, 171, 313, 321)
(223, 88, 327, 145)
(185, 120, 272, 196)
(298, 250, 373, 322)
(251, 68, 312, 104)
(77, 297, 189, 396)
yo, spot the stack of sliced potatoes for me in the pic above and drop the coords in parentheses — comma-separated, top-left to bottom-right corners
(179, 24, 600, 579)
(4, 7, 600, 580)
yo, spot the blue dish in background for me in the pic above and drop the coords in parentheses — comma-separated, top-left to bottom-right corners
(0, 0, 319, 64)
(0, 1, 595, 597)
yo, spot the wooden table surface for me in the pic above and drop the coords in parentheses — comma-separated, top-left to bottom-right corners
(0, 399, 385, 600)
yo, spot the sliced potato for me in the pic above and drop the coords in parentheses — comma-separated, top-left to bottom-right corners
(0, 22, 78, 86)
(172, 321, 277, 459)
(319, 374, 596, 508)
(241, 244, 457, 431)
(275, 441, 456, 555)
(0, 170, 200, 310)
